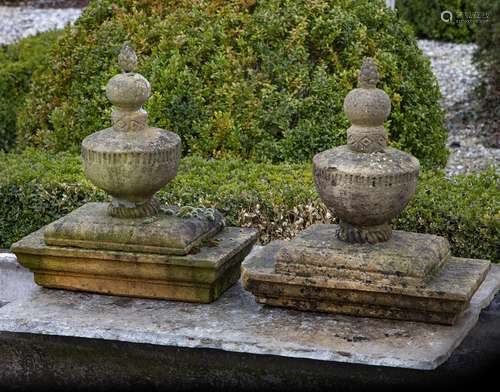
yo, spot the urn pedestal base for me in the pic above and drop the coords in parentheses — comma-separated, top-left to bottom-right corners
(242, 224, 490, 325)
(11, 203, 258, 303)
(43, 202, 226, 256)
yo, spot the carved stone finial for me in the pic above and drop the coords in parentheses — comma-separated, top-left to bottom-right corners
(117, 42, 138, 73)
(105, 43, 151, 133)
(358, 57, 379, 89)
(314, 57, 420, 244)
(343, 57, 391, 153)
(81, 42, 181, 218)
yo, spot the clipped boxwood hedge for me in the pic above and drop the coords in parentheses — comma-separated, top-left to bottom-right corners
(396, 0, 479, 43)
(16, 0, 447, 168)
(1, 150, 498, 262)
(0, 30, 60, 152)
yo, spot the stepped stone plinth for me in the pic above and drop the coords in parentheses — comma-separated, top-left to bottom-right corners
(11, 43, 258, 303)
(242, 58, 490, 324)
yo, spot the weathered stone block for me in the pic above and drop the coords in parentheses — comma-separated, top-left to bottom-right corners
(242, 225, 490, 325)
(275, 224, 449, 287)
(12, 224, 258, 303)
(44, 202, 224, 256)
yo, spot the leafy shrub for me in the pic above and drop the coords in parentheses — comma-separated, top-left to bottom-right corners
(473, 0, 500, 135)
(1, 151, 497, 262)
(0, 31, 60, 152)
(16, 0, 447, 168)
(396, 0, 479, 43)
(397, 169, 499, 263)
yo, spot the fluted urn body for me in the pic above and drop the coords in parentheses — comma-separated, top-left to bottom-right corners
(82, 43, 181, 218)
(313, 58, 419, 243)
(82, 125, 180, 218)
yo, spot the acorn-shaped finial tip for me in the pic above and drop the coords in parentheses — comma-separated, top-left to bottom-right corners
(358, 57, 379, 89)
(118, 41, 138, 73)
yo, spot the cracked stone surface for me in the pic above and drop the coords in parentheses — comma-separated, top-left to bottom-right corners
(0, 249, 498, 370)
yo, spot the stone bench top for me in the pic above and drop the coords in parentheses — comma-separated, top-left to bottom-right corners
(0, 249, 498, 371)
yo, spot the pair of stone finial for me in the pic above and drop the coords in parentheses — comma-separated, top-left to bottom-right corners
(85, 42, 417, 245)
(108, 43, 386, 149)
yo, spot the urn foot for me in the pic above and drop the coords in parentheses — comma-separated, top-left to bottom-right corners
(338, 220, 391, 244)
(108, 197, 161, 218)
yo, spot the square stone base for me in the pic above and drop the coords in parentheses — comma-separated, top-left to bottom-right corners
(275, 225, 451, 287)
(242, 225, 490, 325)
(12, 225, 258, 303)
(43, 202, 225, 255)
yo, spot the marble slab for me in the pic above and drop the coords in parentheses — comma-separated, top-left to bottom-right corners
(0, 250, 498, 370)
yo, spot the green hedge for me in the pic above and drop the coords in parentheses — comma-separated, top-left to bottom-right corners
(0, 31, 60, 152)
(14, 0, 447, 168)
(396, 0, 479, 43)
(1, 150, 498, 262)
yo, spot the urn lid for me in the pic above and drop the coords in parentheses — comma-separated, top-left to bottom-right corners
(105, 42, 151, 112)
(343, 58, 391, 153)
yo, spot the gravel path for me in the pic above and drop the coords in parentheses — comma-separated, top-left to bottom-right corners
(418, 40, 499, 176)
(0, 6, 81, 45)
(1, 1, 89, 7)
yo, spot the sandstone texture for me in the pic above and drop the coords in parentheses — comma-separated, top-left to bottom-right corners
(10, 43, 259, 303)
(13, 223, 258, 303)
(274, 224, 450, 286)
(242, 225, 489, 325)
(81, 43, 182, 218)
(313, 145, 419, 242)
(44, 202, 225, 255)
(242, 58, 489, 325)
(313, 58, 419, 243)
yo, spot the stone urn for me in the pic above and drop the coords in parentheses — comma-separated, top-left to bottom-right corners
(313, 58, 419, 243)
(10, 41, 260, 304)
(242, 57, 490, 326)
(82, 42, 181, 218)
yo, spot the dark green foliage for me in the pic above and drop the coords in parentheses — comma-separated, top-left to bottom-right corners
(396, 0, 479, 43)
(0, 31, 60, 151)
(1, 151, 497, 262)
(398, 169, 499, 263)
(16, 0, 447, 168)
(473, 0, 500, 125)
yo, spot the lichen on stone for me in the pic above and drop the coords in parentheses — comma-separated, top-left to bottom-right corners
(160, 205, 222, 223)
